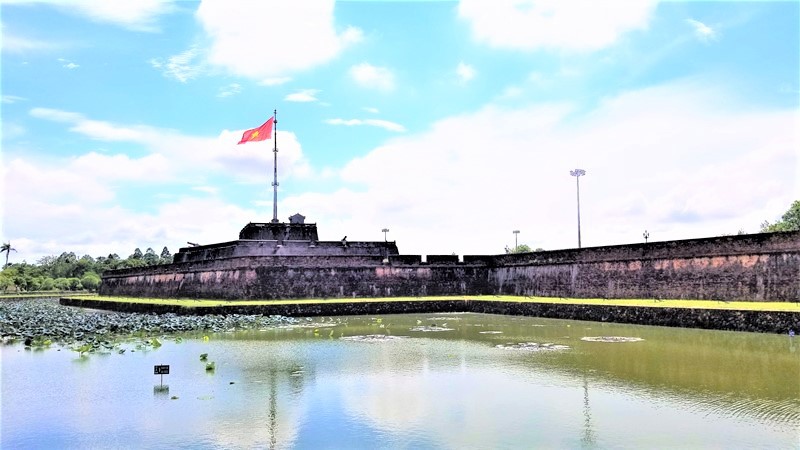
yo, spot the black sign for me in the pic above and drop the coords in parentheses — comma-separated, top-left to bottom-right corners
(154, 365, 170, 375)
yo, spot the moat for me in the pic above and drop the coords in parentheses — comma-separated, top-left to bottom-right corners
(3, 311, 797, 448)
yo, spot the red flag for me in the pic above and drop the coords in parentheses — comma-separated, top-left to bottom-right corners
(238, 116, 274, 145)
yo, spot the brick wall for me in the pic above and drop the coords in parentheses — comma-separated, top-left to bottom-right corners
(100, 256, 493, 300)
(100, 231, 800, 301)
(492, 231, 800, 300)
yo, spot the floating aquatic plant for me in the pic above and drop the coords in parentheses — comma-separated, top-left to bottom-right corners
(341, 335, 409, 342)
(495, 342, 570, 351)
(200, 353, 208, 361)
(0, 299, 298, 350)
(581, 336, 644, 343)
(410, 325, 454, 332)
(73, 343, 92, 356)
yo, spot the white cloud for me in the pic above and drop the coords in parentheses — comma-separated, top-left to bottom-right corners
(28, 107, 312, 184)
(1, 95, 26, 104)
(30, 107, 86, 123)
(5, 107, 314, 261)
(196, 0, 362, 79)
(687, 19, 716, 42)
(58, 58, 79, 69)
(340, 26, 365, 45)
(192, 186, 219, 195)
(456, 62, 476, 83)
(3, 191, 259, 264)
(70, 152, 171, 182)
(285, 89, 320, 103)
(1, 122, 26, 140)
(498, 85, 524, 100)
(259, 77, 292, 86)
(1, 32, 62, 53)
(458, 0, 658, 51)
(217, 83, 241, 98)
(7, 84, 796, 263)
(363, 107, 380, 114)
(284, 81, 797, 256)
(150, 46, 203, 83)
(31, 108, 145, 141)
(325, 118, 406, 132)
(69, 0, 174, 31)
(3, 0, 174, 32)
(349, 63, 396, 91)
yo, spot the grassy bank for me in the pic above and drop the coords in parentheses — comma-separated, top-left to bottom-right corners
(2, 291, 96, 300)
(62, 294, 800, 313)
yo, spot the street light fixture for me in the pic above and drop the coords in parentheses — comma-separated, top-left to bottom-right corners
(570, 169, 586, 248)
(643, 230, 649, 244)
(513, 230, 520, 251)
(382, 228, 390, 242)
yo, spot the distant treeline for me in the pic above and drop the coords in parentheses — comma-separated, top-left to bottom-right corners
(0, 247, 173, 293)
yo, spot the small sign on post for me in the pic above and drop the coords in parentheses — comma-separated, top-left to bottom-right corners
(154, 364, 170, 386)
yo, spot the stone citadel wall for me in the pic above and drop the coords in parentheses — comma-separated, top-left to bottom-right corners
(99, 231, 800, 301)
(173, 239, 400, 262)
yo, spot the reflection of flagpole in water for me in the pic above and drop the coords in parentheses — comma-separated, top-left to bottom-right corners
(269, 368, 277, 450)
(581, 370, 596, 447)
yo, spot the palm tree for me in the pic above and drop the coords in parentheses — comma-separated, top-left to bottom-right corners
(1, 242, 17, 268)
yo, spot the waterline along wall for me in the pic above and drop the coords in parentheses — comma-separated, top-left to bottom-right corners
(100, 231, 800, 302)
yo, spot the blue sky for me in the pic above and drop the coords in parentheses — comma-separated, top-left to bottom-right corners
(1, 0, 798, 263)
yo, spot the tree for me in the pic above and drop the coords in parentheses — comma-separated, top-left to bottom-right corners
(80, 272, 101, 291)
(761, 200, 800, 232)
(1, 242, 17, 268)
(505, 244, 533, 254)
(131, 248, 143, 259)
(102, 253, 122, 271)
(0, 275, 15, 292)
(37, 255, 56, 270)
(53, 252, 78, 278)
(143, 247, 159, 265)
(75, 255, 95, 278)
(160, 246, 172, 264)
(41, 277, 55, 291)
(54, 278, 71, 290)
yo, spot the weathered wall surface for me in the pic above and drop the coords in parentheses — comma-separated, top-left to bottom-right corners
(100, 231, 800, 301)
(101, 255, 493, 300)
(173, 240, 399, 263)
(492, 232, 800, 301)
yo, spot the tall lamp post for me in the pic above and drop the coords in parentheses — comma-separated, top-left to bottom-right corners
(570, 169, 586, 248)
(382, 228, 390, 242)
(513, 230, 520, 252)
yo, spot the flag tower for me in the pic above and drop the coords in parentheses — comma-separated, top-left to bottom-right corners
(271, 109, 279, 223)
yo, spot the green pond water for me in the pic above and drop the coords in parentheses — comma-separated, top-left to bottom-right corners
(2, 313, 798, 449)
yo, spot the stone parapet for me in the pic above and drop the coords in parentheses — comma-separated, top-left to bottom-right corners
(174, 240, 399, 262)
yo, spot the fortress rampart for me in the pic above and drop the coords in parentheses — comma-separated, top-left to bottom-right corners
(100, 231, 800, 301)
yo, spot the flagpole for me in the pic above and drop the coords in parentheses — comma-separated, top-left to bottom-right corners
(271, 109, 279, 223)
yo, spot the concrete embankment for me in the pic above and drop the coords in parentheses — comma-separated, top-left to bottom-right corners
(61, 297, 800, 334)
